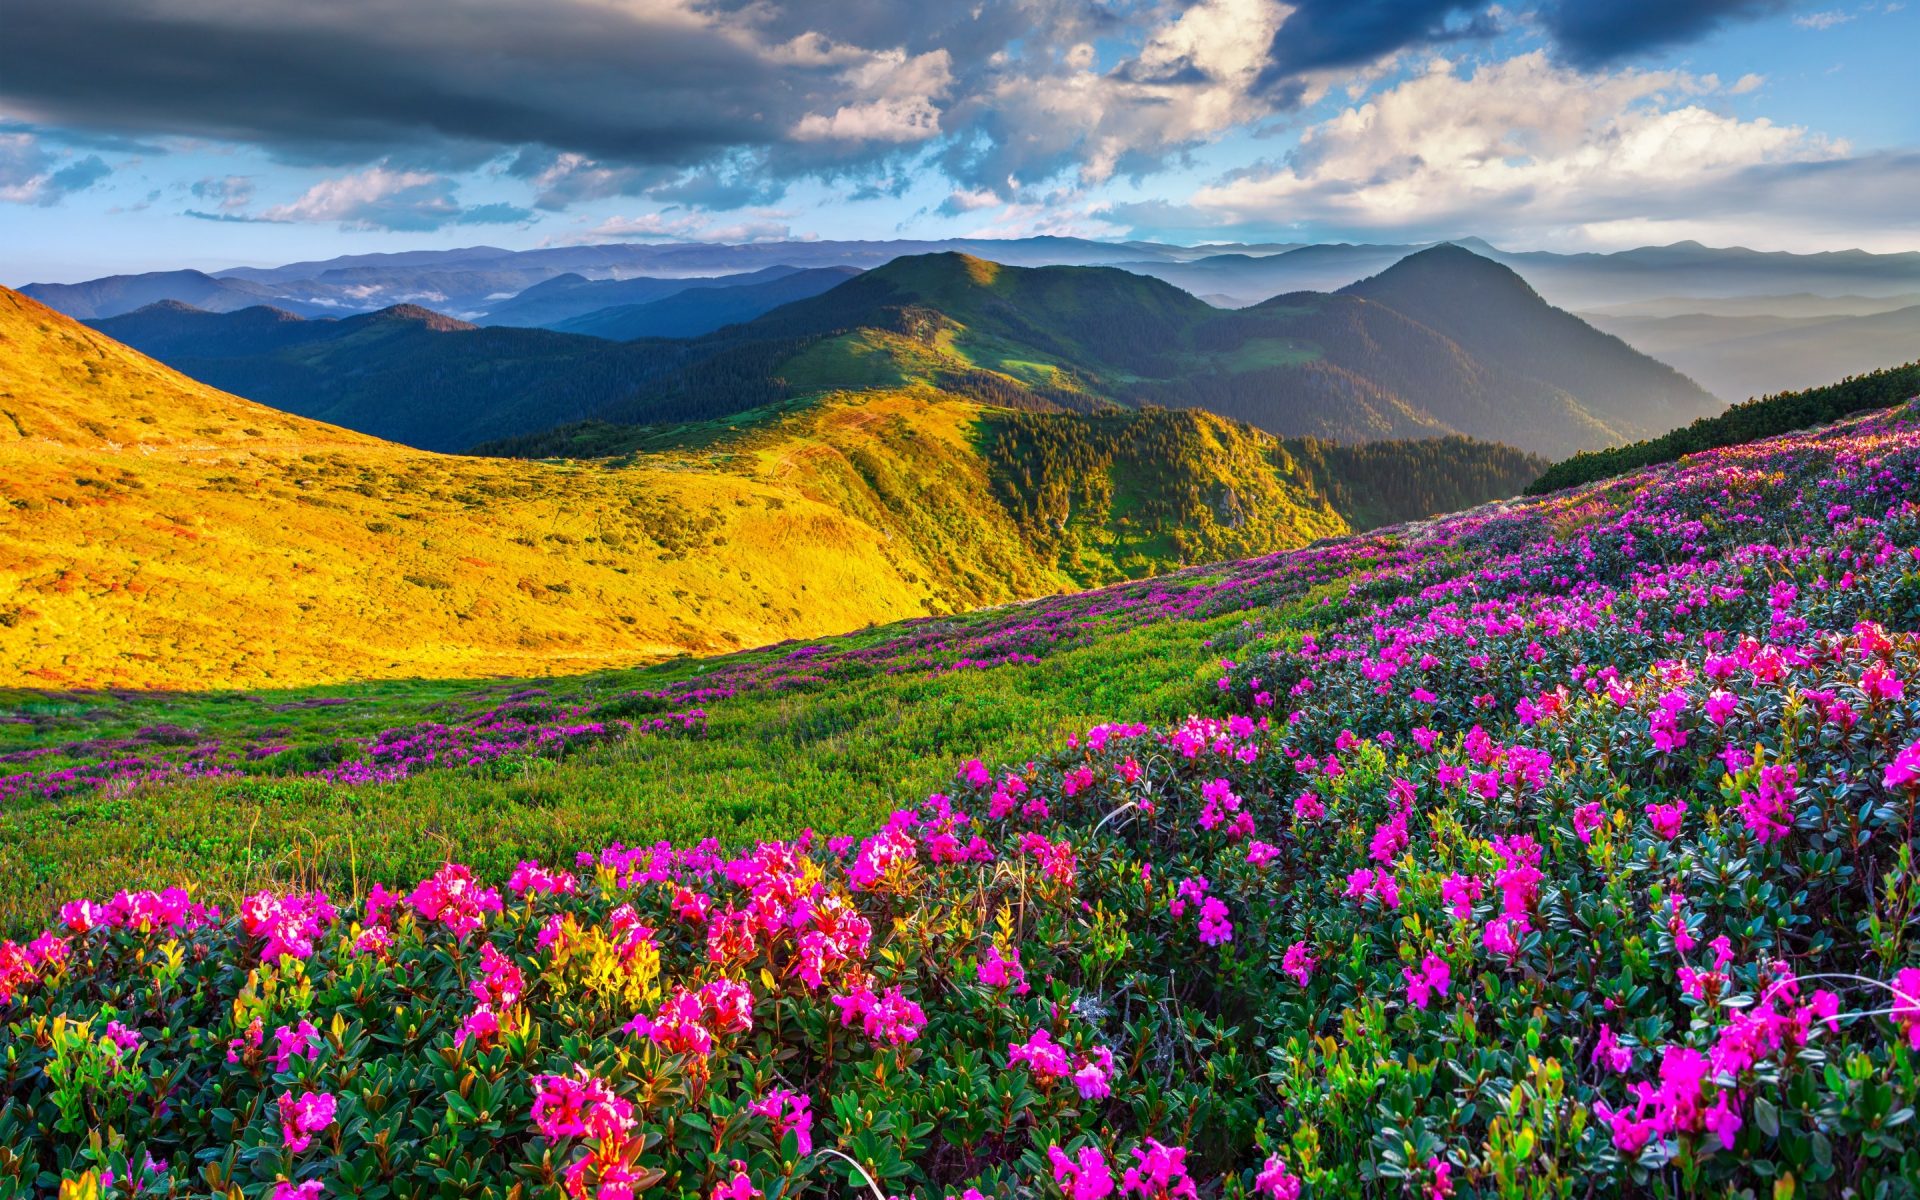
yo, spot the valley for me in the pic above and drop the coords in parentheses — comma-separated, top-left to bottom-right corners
(0, 286, 1542, 690)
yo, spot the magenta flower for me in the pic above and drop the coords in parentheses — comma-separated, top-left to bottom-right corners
(1120, 1140, 1197, 1200)
(1253, 1155, 1301, 1200)
(530, 1069, 635, 1142)
(1645, 799, 1686, 840)
(1402, 953, 1451, 1010)
(711, 1162, 763, 1200)
(747, 1089, 813, 1157)
(276, 1090, 337, 1154)
(1886, 740, 1920, 790)
(1281, 940, 1316, 987)
(1737, 763, 1798, 844)
(1048, 1145, 1115, 1200)
(407, 863, 502, 938)
(976, 943, 1030, 994)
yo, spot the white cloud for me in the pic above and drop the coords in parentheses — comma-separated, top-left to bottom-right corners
(580, 211, 794, 243)
(1183, 52, 1843, 244)
(257, 164, 530, 230)
(791, 49, 952, 144)
(950, 0, 1291, 188)
(263, 166, 449, 226)
(1793, 9, 1854, 28)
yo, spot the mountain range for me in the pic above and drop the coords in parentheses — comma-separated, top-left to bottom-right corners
(89, 245, 1721, 459)
(20, 236, 1920, 322)
(1582, 300, 1920, 402)
(0, 286, 1544, 689)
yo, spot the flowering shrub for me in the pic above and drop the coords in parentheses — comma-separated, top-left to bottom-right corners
(6, 403, 1920, 1197)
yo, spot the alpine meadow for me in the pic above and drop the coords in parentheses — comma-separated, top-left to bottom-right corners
(4, 3, 1920, 1200)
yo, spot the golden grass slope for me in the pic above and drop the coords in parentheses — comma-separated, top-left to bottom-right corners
(0, 291, 978, 688)
(0, 289, 1357, 690)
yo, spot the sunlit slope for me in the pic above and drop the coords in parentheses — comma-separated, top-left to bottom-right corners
(0, 290, 1374, 689)
(0, 291, 974, 688)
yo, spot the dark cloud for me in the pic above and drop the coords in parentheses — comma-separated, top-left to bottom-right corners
(0, 0, 1813, 215)
(1537, 0, 1792, 66)
(1260, 1, 1500, 84)
(45, 155, 111, 199)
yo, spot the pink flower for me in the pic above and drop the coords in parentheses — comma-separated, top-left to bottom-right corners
(1010, 1028, 1073, 1083)
(530, 1069, 635, 1142)
(748, 1089, 813, 1157)
(1439, 873, 1482, 920)
(1705, 1091, 1743, 1150)
(1886, 740, 1920, 790)
(454, 1006, 500, 1050)
(1402, 953, 1451, 1011)
(408, 863, 502, 938)
(1253, 1155, 1301, 1200)
(1281, 940, 1316, 987)
(1894, 968, 1920, 1050)
(1074, 1047, 1115, 1100)
(1120, 1140, 1197, 1200)
(1197, 898, 1233, 945)
(1704, 690, 1738, 726)
(1592, 1026, 1633, 1074)
(712, 1162, 763, 1200)
(1048, 1145, 1115, 1200)
(273, 1183, 324, 1200)
(1737, 763, 1797, 844)
(1573, 803, 1605, 844)
(276, 1090, 337, 1154)
(271, 1019, 321, 1073)
(977, 944, 1030, 994)
(1862, 662, 1905, 703)
(1645, 799, 1686, 840)
(831, 984, 927, 1046)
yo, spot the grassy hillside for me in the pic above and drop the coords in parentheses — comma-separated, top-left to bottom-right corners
(0, 290, 984, 689)
(4, 398, 1920, 1197)
(1527, 356, 1920, 493)
(11, 289, 1534, 689)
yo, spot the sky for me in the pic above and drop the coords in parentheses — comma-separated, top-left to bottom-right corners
(3, 0, 1917, 283)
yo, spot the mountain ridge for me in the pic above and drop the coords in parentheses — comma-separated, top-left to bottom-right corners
(2, 286, 1543, 689)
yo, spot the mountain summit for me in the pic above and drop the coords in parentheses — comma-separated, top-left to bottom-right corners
(1342, 244, 1719, 435)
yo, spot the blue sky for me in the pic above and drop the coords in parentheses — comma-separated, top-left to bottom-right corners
(3, 0, 1917, 283)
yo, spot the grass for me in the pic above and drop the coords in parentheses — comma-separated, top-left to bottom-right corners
(0, 585, 1304, 932)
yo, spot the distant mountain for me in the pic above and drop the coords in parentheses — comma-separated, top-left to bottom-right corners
(94, 247, 1722, 459)
(1341, 244, 1719, 438)
(1588, 303, 1920, 402)
(90, 302, 673, 452)
(551, 267, 864, 340)
(22, 236, 1920, 320)
(1119, 242, 1437, 304)
(1488, 241, 1920, 309)
(1582, 292, 1920, 321)
(17, 269, 332, 319)
(479, 265, 844, 330)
